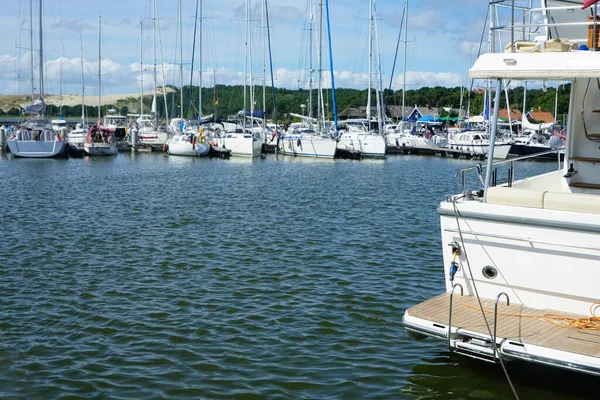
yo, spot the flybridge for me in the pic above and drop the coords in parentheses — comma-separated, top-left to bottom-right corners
(489, 1, 595, 53)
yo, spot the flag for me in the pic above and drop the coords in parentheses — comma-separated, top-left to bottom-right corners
(215, 99, 219, 105)
(584, 0, 600, 9)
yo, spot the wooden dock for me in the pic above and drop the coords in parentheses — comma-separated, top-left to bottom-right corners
(388, 145, 485, 159)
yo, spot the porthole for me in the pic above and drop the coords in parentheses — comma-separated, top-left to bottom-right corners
(482, 266, 498, 280)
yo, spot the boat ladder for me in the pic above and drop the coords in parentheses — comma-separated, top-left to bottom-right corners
(447, 284, 511, 364)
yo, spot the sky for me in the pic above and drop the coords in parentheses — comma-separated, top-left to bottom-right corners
(0, 0, 490, 97)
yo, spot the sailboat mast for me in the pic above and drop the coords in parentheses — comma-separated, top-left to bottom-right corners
(39, 0, 44, 101)
(30, 0, 34, 101)
(179, 0, 183, 118)
(140, 21, 144, 117)
(317, 0, 324, 130)
(325, 0, 338, 135)
(98, 15, 102, 120)
(374, 0, 383, 132)
(367, 0, 372, 128)
(249, 0, 254, 129)
(243, 0, 248, 133)
(213, 70, 216, 122)
(308, 0, 313, 120)
(199, 0, 203, 120)
(80, 33, 85, 125)
(262, 0, 266, 129)
(153, 0, 158, 125)
(401, 0, 408, 125)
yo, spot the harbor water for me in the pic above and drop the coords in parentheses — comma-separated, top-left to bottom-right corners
(0, 152, 595, 399)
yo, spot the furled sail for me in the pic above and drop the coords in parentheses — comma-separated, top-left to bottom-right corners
(20, 98, 46, 115)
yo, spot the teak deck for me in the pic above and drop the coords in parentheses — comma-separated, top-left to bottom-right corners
(407, 293, 600, 359)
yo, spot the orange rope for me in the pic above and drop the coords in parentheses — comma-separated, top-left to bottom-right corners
(458, 296, 600, 330)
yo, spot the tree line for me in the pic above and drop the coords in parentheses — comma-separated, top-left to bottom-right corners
(2, 84, 571, 123)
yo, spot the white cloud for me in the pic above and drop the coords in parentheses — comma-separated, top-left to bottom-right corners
(0, 54, 467, 96)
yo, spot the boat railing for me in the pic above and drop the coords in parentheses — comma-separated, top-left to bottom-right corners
(490, 1, 598, 49)
(455, 148, 564, 194)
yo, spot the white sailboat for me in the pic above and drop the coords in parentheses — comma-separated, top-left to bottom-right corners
(84, 15, 117, 156)
(137, 0, 170, 148)
(217, 0, 262, 157)
(337, 0, 386, 158)
(166, 0, 209, 157)
(278, 0, 337, 159)
(404, 1, 600, 378)
(7, 0, 68, 158)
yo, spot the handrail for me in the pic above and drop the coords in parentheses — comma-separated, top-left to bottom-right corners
(493, 292, 510, 362)
(456, 148, 563, 194)
(581, 78, 600, 143)
(491, 3, 598, 45)
(455, 148, 563, 177)
(443, 228, 600, 252)
(448, 283, 464, 351)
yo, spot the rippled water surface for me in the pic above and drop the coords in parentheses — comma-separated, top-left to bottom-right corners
(0, 152, 595, 399)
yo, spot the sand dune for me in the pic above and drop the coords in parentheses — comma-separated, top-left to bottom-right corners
(0, 88, 172, 111)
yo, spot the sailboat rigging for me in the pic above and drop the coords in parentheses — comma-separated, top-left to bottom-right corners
(7, 0, 69, 158)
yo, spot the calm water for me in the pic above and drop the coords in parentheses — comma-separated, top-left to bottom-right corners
(0, 151, 595, 399)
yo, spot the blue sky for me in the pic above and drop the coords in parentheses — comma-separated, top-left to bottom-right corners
(0, 0, 488, 96)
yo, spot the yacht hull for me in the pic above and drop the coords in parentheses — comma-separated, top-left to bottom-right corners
(278, 136, 337, 158)
(438, 198, 600, 316)
(167, 139, 210, 156)
(84, 143, 117, 156)
(217, 134, 262, 157)
(7, 139, 69, 158)
(338, 133, 386, 158)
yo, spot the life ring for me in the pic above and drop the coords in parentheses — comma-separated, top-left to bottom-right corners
(200, 135, 207, 144)
(129, 120, 139, 129)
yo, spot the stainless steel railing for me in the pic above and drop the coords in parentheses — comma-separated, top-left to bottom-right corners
(456, 148, 564, 193)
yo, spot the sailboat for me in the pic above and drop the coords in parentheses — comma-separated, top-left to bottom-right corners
(278, 0, 337, 159)
(166, 0, 209, 157)
(84, 16, 117, 156)
(66, 35, 87, 157)
(216, 0, 262, 157)
(337, 0, 386, 159)
(7, 0, 69, 158)
(136, 0, 171, 148)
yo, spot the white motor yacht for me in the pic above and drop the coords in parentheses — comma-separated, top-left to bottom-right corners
(404, 1, 600, 378)
(448, 130, 511, 159)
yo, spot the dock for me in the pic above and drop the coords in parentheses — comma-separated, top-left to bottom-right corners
(388, 145, 485, 159)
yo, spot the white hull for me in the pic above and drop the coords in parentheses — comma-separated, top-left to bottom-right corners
(138, 130, 170, 146)
(278, 135, 337, 158)
(167, 136, 210, 157)
(448, 141, 511, 159)
(217, 133, 262, 157)
(84, 142, 117, 156)
(338, 132, 386, 158)
(66, 130, 86, 155)
(398, 134, 448, 149)
(439, 195, 600, 316)
(7, 139, 68, 158)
